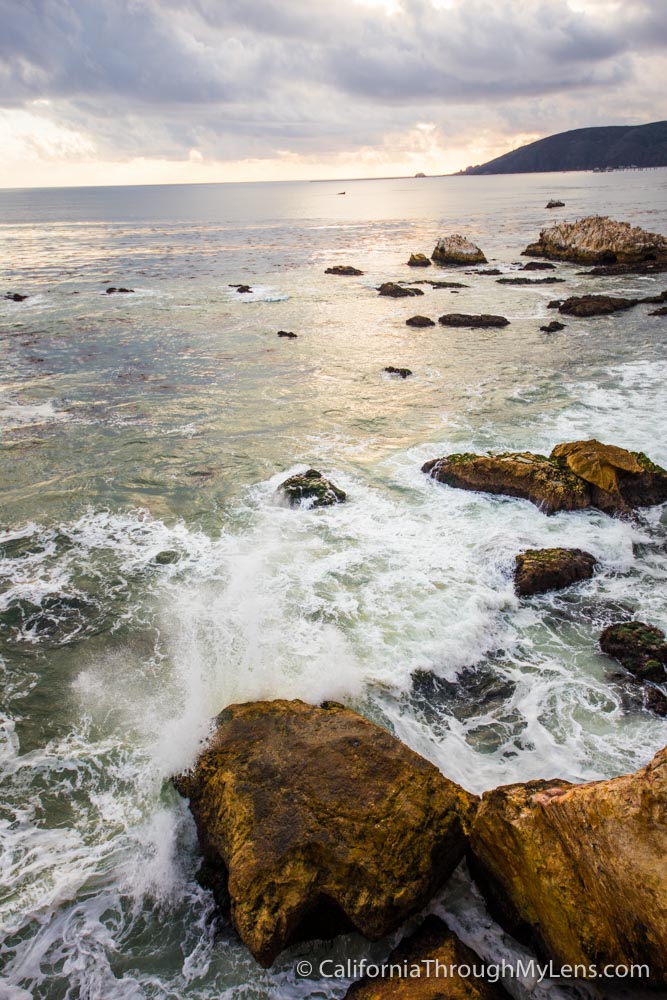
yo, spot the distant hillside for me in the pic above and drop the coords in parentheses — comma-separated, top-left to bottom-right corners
(460, 121, 667, 175)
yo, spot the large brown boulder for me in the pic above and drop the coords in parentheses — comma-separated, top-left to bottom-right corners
(422, 452, 591, 515)
(550, 440, 667, 514)
(469, 746, 667, 986)
(432, 235, 487, 266)
(175, 700, 478, 967)
(515, 547, 597, 596)
(522, 216, 667, 265)
(407, 253, 432, 267)
(345, 915, 510, 999)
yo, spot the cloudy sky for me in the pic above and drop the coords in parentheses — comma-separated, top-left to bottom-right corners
(0, 0, 665, 187)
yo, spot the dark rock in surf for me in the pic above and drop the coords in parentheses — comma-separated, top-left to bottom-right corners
(522, 261, 557, 270)
(407, 253, 432, 267)
(406, 315, 435, 327)
(547, 299, 563, 309)
(438, 313, 509, 328)
(378, 282, 424, 298)
(540, 320, 566, 332)
(600, 621, 667, 685)
(650, 306, 667, 316)
(557, 294, 639, 317)
(496, 276, 564, 285)
(277, 330, 297, 339)
(154, 550, 180, 565)
(174, 699, 478, 967)
(325, 265, 364, 276)
(106, 287, 134, 294)
(475, 268, 503, 276)
(545, 199, 565, 208)
(515, 547, 597, 597)
(5, 292, 28, 302)
(384, 366, 412, 378)
(277, 468, 346, 507)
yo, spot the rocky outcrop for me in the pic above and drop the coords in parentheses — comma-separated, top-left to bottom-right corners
(277, 469, 346, 507)
(407, 253, 432, 267)
(540, 320, 565, 332)
(545, 199, 565, 208)
(378, 283, 424, 298)
(345, 915, 511, 999)
(385, 367, 412, 378)
(432, 235, 487, 266)
(600, 622, 667, 685)
(522, 215, 667, 265)
(557, 294, 639, 317)
(325, 266, 364, 276)
(422, 441, 667, 516)
(515, 548, 597, 597)
(468, 746, 667, 985)
(496, 276, 564, 285)
(406, 315, 435, 327)
(174, 700, 478, 967)
(438, 314, 509, 329)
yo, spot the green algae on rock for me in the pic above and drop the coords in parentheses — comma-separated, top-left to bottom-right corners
(276, 469, 346, 508)
(515, 548, 597, 597)
(600, 621, 667, 684)
(174, 699, 478, 967)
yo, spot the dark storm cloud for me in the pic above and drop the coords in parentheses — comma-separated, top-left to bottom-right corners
(0, 0, 664, 161)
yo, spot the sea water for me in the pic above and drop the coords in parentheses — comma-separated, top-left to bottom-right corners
(1, 171, 667, 999)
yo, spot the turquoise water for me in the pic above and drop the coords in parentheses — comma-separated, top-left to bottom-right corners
(1, 171, 666, 999)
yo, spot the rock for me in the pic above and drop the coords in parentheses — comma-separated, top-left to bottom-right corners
(404, 280, 468, 288)
(422, 452, 591, 515)
(432, 235, 487, 266)
(557, 294, 639, 317)
(581, 261, 667, 277)
(378, 283, 424, 298)
(277, 330, 297, 339)
(438, 314, 509, 329)
(545, 199, 565, 209)
(414, 172, 426, 178)
(650, 306, 667, 316)
(174, 699, 478, 967)
(277, 469, 346, 507)
(406, 315, 435, 327)
(540, 321, 566, 332)
(515, 548, 597, 597)
(600, 621, 667, 684)
(236, 285, 252, 294)
(385, 366, 412, 378)
(345, 915, 510, 999)
(522, 215, 667, 265)
(521, 261, 557, 270)
(550, 439, 667, 514)
(547, 299, 562, 309)
(496, 276, 564, 285)
(106, 286, 134, 294)
(474, 268, 502, 276)
(407, 253, 432, 267)
(5, 292, 28, 302)
(468, 746, 667, 984)
(325, 265, 364, 276)
(154, 549, 180, 565)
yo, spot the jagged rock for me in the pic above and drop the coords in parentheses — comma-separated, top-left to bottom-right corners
(557, 294, 639, 317)
(378, 283, 424, 298)
(422, 452, 591, 515)
(345, 915, 511, 999)
(545, 199, 565, 209)
(432, 235, 487, 266)
(277, 330, 297, 339)
(385, 366, 412, 378)
(515, 548, 597, 597)
(277, 469, 346, 507)
(496, 277, 564, 285)
(468, 746, 667, 984)
(522, 261, 557, 270)
(438, 314, 509, 329)
(407, 253, 432, 268)
(522, 215, 667, 265)
(174, 700, 478, 967)
(550, 440, 667, 514)
(5, 292, 28, 301)
(325, 266, 364, 276)
(540, 321, 565, 332)
(406, 315, 435, 327)
(600, 622, 667, 685)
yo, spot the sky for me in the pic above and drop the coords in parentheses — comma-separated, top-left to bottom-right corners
(0, 0, 665, 188)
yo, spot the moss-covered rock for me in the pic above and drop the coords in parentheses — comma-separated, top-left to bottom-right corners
(345, 915, 511, 999)
(515, 547, 597, 597)
(600, 621, 667, 684)
(174, 700, 478, 967)
(468, 746, 667, 985)
(551, 440, 667, 514)
(277, 469, 346, 508)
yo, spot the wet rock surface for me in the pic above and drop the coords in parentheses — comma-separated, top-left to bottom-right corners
(174, 699, 478, 967)
(468, 746, 667, 984)
(600, 621, 667, 684)
(432, 235, 487, 266)
(325, 265, 364, 275)
(550, 439, 667, 514)
(522, 215, 667, 265)
(406, 315, 435, 327)
(557, 294, 640, 317)
(515, 547, 597, 597)
(378, 282, 424, 298)
(276, 469, 346, 507)
(521, 261, 557, 270)
(540, 320, 565, 332)
(438, 313, 509, 329)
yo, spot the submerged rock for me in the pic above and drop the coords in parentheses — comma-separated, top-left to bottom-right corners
(276, 330, 297, 338)
(345, 915, 511, 999)
(407, 253, 432, 267)
(545, 199, 565, 209)
(438, 313, 509, 328)
(276, 469, 346, 507)
(174, 699, 478, 967)
(236, 285, 252, 294)
(557, 294, 639, 317)
(385, 366, 412, 378)
(540, 320, 566, 332)
(378, 282, 424, 298)
(468, 746, 667, 984)
(475, 268, 502, 276)
(406, 315, 435, 327)
(404, 279, 468, 288)
(106, 286, 134, 294)
(581, 260, 667, 277)
(515, 547, 597, 597)
(5, 292, 28, 301)
(600, 621, 667, 685)
(522, 215, 667, 265)
(325, 265, 364, 275)
(432, 235, 487, 266)
(521, 261, 557, 270)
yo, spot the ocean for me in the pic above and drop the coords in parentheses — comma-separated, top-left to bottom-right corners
(1, 170, 666, 998)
